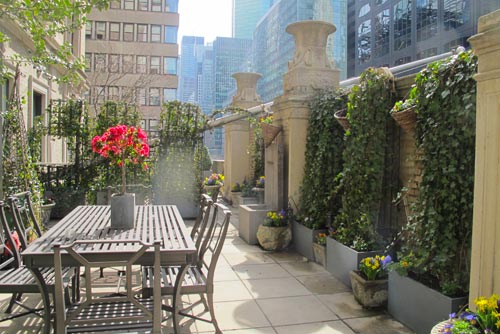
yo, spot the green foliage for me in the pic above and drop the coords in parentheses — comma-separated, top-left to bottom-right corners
(333, 68, 396, 251)
(398, 50, 477, 297)
(248, 116, 265, 182)
(299, 89, 346, 229)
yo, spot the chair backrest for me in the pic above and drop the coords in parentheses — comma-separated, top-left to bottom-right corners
(198, 203, 231, 284)
(53, 239, 162, 333)
(107, 184, 153, 205)
(191, 194, 213, 250)
(0, 201, 22, 270)
(7, 192, 43, 250)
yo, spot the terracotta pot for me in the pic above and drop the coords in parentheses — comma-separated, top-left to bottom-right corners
(349, 270, 388, 308)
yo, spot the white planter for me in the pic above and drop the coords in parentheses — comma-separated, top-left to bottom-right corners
(110, 193, 136, 229)
(239, 204, 268, 245)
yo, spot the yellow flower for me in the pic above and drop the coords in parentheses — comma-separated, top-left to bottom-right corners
(475, 297, 489, 313)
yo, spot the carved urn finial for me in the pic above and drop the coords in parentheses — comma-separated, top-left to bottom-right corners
(231, 72, 262, 109)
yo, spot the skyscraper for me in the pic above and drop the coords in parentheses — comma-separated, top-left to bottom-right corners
(85, 0, 179, 121)
(232, 0, 274, 39)
(251, 0, 347, 103)
(178, 36, 205, 103)
(347, 0, 500, 77)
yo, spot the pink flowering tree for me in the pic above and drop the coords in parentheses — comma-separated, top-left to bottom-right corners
(91, 125, 150, 195)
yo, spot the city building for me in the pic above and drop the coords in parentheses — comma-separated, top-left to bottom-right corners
(232, 0, 274, 39)
(252, 0, 347, 103)
(347, 0, 500, 77)
(178, 36, 205, 103)
(85, 0, 180, 124)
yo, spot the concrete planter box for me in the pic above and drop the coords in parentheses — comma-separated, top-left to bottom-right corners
(230, 192, 242, 207)
(239, 204, 268, 245)
(237, 195, 258, 206)
(292, 220, 326, 261)
(349, 270, 388, 308)
(326, 237, 382, 288)
(388, 271, 467, 334)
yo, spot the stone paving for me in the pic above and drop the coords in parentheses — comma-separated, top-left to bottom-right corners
(0, 204, 415, 334)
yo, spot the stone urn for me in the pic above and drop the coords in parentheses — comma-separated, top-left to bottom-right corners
(256, 224, 292, 251)
(349, 270, 388, 308)
(40, 202, 56, 227)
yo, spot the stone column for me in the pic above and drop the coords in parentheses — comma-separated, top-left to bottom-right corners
(468, 9, 500, 305)
(272, 20, 340, 209)
(224, 72, 262, 201)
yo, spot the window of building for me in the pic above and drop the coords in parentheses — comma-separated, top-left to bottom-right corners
(359, 4, 370, 17)
(149, 88, 160, 106)
(394, 56, 412, 66)
(94, 53, 106, 72)
(109, 54, 120, 73)
(151, 25, 161, 43)
(163, 57, 177, 74)
(137, 24, 148, 42)
(123, 55, 134, 73)
(164, 25, 177, 44)
(164, 0, 178, 12)
(137, 55, 147, 73)
(394, 0, 412, 51)
(417, 47, 437, 60)
(85, 21, 92, 39)
(416, 0, 437, 42)
(357, 20, 371, 64)
(109, 86, 120, 101)
(124, 0, 134, 9)
(151, 0, 161, 11)
(137, 88, 147, 106)
(444, 0, 468, 30)
(373, 9, 390, 58)
(375, 0, 388, 5)
(150, 56, 161, 74)
(85, 53, 92, 72)
(138, 0, 149, 10)
(163, 88, 176, 102)
(109, 22, 120, 41)
(33, 91, 43, 120)
(96, 86, 105, 103)
(96, 21, 106, 40)
(124, 23, 134, 41)
(110, 0, 121, 9)
(122, 87, 135, 103)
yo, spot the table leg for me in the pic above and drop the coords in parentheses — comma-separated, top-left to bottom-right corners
(28, 268, 52, 334)
(172, 264, 190, 334)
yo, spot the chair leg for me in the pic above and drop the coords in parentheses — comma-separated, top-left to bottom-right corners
(207, 292, 221, 334)
(5, 293, 21, 313)
(200, 293, 209, 312)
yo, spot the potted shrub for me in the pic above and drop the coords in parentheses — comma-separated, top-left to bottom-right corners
(203, 172, 224, 202)
(237, 179, 257, 206)
(312, 232, 327, 266)
(256, 209, 291, 251)
(350, 254, 392, 308)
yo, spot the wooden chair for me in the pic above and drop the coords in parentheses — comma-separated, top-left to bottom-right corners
(0, 200, 71, 334)
(190, 194, 214, 250)
(53, 239, 163, 333)
(142, 202, 232, 334)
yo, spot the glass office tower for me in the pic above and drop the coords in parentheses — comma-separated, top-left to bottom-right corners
(233, 0, 274, 39)
(178, 36, 205, 103)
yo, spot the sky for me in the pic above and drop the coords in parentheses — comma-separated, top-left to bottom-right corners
(178, 0, 233, 44)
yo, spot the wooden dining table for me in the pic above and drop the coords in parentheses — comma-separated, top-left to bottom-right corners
(22, 205, 197, 334)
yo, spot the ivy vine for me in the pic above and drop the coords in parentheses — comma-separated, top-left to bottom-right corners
(398, 50, 477, 297)
(333, 68, 396, 251)
(298, 89, 347, 229)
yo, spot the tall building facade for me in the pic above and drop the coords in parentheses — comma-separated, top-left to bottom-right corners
(252, 0, 347, 103)
(347, 0, 500, 77)
(85, 0, 180, 121)
(178, 36, 205, 103)
(232, 0, 274, 39)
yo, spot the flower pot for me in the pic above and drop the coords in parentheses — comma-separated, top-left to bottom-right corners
(326, 237, 382, 288)
(256, 224, 292, 251)
(312, 243, 326, 266)
(292, 220, 327, 261)
(239, 204, 268, 245)
(40, 202, 55, 227)
(110, 193, 136, 229)
(430, 320, 449, 334)
(334, 109, 350, 131)
(261, 123, 282, 147)
(388, 271, 467, 334)
(349, 270, 388, 308)
(391, 106, 416, 133)
(230, 192, 242, 207)
(204, 184, 222, 202)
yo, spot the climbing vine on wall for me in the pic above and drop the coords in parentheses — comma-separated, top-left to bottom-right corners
(333, 68, 396, 251)
(398, 51, 477, 297)
(299, 89, 347, 229)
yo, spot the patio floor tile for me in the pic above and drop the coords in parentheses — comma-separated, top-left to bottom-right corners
(233, 263, 292, 280)
(242, 277, 312, 299)
(343, 315, 414, 334)
(280, 260, 330, 276)
(213, 280, 254, 302)
(274, 320, 356, 334)
(256, 295, 338, 326)
(316, 292, 382, 319)
(296, 274, 351, 294)
(223, 252, 276, 266)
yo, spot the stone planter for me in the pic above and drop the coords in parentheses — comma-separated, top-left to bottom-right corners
(110, 193, 136, 229)
(256, 224, 292, 251)
(252, 187, 265, 204)
(239, 204, 268, 245)
(238, 195, 258, 206)
(312, 243, 326, 266)
(292, 220, 327, 261)
(204, 184, 222, 202)
(326, 237, 382, 288)
(388, 271, 467, 334)
(349, 270, 388, 308)
(230, 192, 242, 207)
(40, 202, 56, 227)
